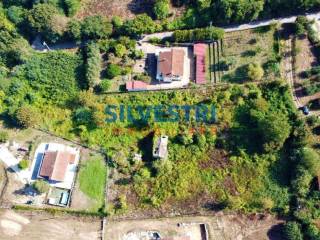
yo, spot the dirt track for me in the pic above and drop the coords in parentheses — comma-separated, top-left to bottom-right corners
(0, 210, 101, 240)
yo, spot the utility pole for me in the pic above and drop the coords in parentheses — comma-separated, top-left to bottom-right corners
(42, 41, 51, 51)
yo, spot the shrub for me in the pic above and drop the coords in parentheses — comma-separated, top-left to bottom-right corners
(32, 180, 50, 194)
(112, 16, 123, 29)
(247, 63, 264, 81)
(116, 195, 128, 213)
(106, 64, 122, 79)
(99, 80, 112, 92)
(0, 130, 8, 143)
(154, 0, 170, 20)
(114, 44, 127, 58)
(177, 132, 193, 145)
(148, 37, 162, 44)
(15, 105, 38, 128)
(18, 159, 29, 170)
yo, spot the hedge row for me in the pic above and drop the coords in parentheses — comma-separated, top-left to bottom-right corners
(173, 27, 225, 42)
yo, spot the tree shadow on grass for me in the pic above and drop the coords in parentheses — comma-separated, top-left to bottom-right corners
(138, 131, 154, 163)
(267, 223, 285, 240)
(0, 114, 19, 129)
(223, 65, 248, 84)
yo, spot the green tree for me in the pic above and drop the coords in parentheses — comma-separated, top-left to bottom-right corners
(258, 111, 291, 152)
(66, 19, 81, 41)
(123, 14, 158, 37)
(292, 166, 313, 197)
(247, 63, 264, 81)
(283, 221, 303, 240)
(85, 43, 101, 88)
(6, 6, 26, 25)
(213, 0, 264, 24)
(298, 147, 320, 176)
(15, 105, 38, 128)
(64, 0, 81, 17)
(81, 15, 113, 40)
(27, 3, 63, 42)
(305, 223, 320, 240)
(154, 0, 170, 20)
(295, 15, 308, 35)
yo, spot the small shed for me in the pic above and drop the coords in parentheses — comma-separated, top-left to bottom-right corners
(153, 135, 168, 160)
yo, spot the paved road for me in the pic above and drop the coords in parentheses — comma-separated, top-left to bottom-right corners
(141, 11, 320, 42)
(31, 35, 83, 51)
(32, 11, 320, 51)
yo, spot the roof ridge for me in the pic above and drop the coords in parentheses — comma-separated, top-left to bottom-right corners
(51, 150, 60, 178)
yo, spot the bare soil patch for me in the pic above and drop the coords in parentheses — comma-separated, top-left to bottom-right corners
(0, 209, 101, 240)
(199, 149, 230, 170)
(106, 214, 284, 240)
(77, 0, 154, 20)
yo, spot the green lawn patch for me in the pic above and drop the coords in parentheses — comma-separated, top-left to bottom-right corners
(79, 156, 107, 204)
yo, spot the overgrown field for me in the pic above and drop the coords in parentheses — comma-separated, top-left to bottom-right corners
(0, 49, 297, 215)
(214, 25, 280, 83)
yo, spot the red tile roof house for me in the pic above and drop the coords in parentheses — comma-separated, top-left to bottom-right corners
(38, 151, 76, 183)
(156, 49, 185, 83)
(126, 80, 148, 92)
(194, 43, 207, 85)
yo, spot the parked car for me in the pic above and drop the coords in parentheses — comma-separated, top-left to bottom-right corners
(302, 106, 310, 115)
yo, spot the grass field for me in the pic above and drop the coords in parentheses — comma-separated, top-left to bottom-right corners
(79, 156, 107, 209)
(207, 26, 279, 83)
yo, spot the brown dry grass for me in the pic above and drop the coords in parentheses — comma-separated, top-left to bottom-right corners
(76, 0, 154, 20)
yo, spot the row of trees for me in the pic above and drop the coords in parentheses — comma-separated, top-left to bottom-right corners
(85, 43, 102, 89)
(173, 0, 320, 25)
(3, 0, 81, 17)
